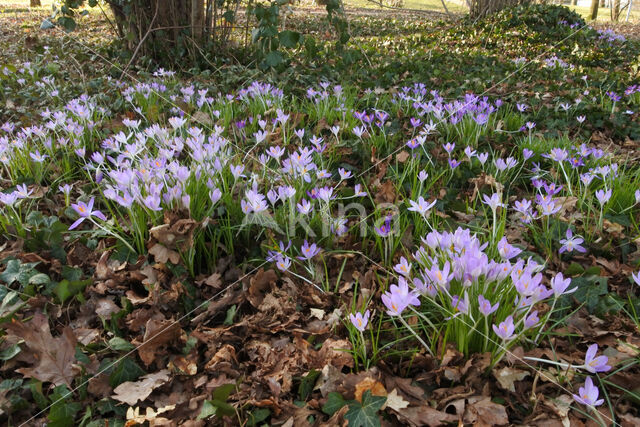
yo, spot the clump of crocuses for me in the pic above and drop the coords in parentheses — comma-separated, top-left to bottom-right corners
(381, 227, 575, 363)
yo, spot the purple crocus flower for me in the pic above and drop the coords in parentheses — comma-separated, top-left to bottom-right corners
(482, 193, 505, 210)
(349, 310, 370, 332)
(524, 310, 539, 329)
(497, 237, 522, 260)
(631, 271, 640, 286)
(298, 240, 321, 260)
(375, 216, 392, 237)
(573, 377, 604, 407)
(493, 316, 515, 340)
(583, 344, 611, 373)
(448, 158, 461, 169)
(522, 148, 534, 160)
(550, 272, 576, 298)
(407, 196, 437, 217)
(69, 197, 107, 230)
(478, 294, 499, 316)
(394, 257, 412, 276)
(595, 189, 611, 205)
(559, 228, 586, 254)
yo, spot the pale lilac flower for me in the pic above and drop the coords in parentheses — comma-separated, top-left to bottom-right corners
(559, 228, 586, 254)
(338, 168, 352, 180)
(497, 237, 522, 260)
(168, 116, 186, 129)
(443, 142, 455, 155)
(550, 272, 576, 298)
(631, 271, 640, 286)
(577, 115, 586, 123)
(482, 193, 505, 210)
(417, 171, 429, 183)
(69, 197, 107, 230)
(493, 316, 515, 340)
(572, 377, 604, 407)
(297, 199, 313, 215)
(451, 292, 470, 315)
(478, 295, 499, 316)
(230, 164, 245, 180)
(14, 184, 33, 199)
(407, 196, 437, 217)
(298, 240, 321, 260)
(595, 188, 611, 205)
(524, 310, 539, 329)
(275, 255, 292, 272)
(59, 183, 72, 197)
(349, 310, 370, 332)
(448, 158, 461, 169)
(267, 146, 285, 159)
(583, 344, 611, 373)
(523, 148, 534, 160)
(353, 184, 367, 197)
(477, 152, 489, 165)
(210, 188, 222, 205)
(464, 146, 476, 159)
(394, 256, 412, 276)
(30, 150, 48, 162)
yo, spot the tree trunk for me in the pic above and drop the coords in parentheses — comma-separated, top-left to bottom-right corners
(571, 0, 577, 5)
(30, 0, 41, 6)
(611, 0, 621, 20)
(591, 0, 600, 19)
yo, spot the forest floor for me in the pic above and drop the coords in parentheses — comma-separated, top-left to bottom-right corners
(1, 3, 640, 427)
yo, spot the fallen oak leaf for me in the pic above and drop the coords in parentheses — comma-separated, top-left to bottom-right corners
(125, 403, 175, 426)
(113, 369, 171, 406)
(4, 312, 80, 387)
(383, 388, 409, 411)
(138, 316, 182, 366)
(148, 243, 180, 265)
(493, 366, 530, 392)
(391, 404, 458, 427)
(354, 377, 387, 402)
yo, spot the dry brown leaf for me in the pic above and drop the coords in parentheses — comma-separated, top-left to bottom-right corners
(138, 316, 182, 366)
(148, 243, 180, 264)
(112, 369, 171, 406)
(125, 403, 175, 426)
(95, 297, 120, 318)
(384, 388, 409, 411)
(354, 377, 387, 402)
(493, 367, 530, 392)
(247, 268, 278, 308)
(4, 313, 79, 387)
(392, 405, 458, 426)
(396, 150, 410, 163)
(464, 396, 508, 425)
(309, 308, 325, 320)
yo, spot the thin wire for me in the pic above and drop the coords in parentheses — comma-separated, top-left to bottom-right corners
(18, 261, 268, 426)
(351, 21, 594, 183)
(345, 248, 618, 425)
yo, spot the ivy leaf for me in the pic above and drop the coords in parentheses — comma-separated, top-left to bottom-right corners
(265, 51, 284, 68)
(40, 19, 55, 30)
(279, 30, 301, 48)
(108, 337, 136, 352)
(322, 391, 346, 416)
(572, 275, 608, 313)
(54, 279, 92, 304)
(109, 357, 145, 388)
(344, 390, 386, 427)
(0, 259, 40, 287)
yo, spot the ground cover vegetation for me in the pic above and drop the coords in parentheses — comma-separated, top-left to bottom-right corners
(1, 2, 640, 426)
